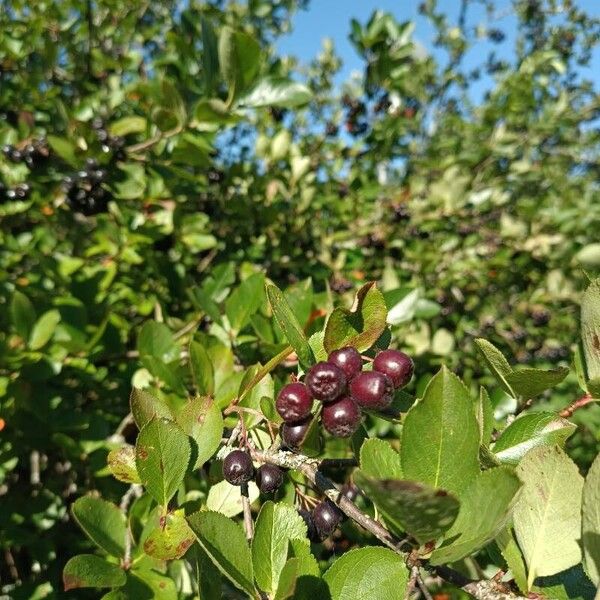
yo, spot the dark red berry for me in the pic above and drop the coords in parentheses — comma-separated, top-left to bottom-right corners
(256, 464, 284, 494)
(281, 417, 312, 448)
(312, 499, 343, 539)
(276, 382, 313, 423)
(373, 349, 414, 389)
(298, 508, 320, 543)
(321, 396, 361, 437)
(223, 450, 254, 486)
(305, 361, 347, 402)
(341, 482, 359, 502)
(349, 371, 394, 410)
(327, 346, 363, 380)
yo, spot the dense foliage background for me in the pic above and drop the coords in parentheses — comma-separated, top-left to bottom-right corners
(1, 0, 599, 598)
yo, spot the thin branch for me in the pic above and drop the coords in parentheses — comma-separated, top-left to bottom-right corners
(559, 392, 595, 418)
(249, 447, 527, 600)
(241, 483, 254, 541)
(415, 570, 434, 600)
(120, 484, 142, 569)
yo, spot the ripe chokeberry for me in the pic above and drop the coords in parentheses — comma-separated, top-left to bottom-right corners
(321, 396, 361, 437)
(373, 349, 414, 389)
(256, 464, 284, 494)
(280, 417, 312, 448)
(305, 361, 347, 402)
(349, 371, 394, 410)
(276, 382, 313, 423)
(298, 508, 320, 543)
(312, 499, 343, 540)
(327, 346, 362, 380)
(222, 450, 254, 486)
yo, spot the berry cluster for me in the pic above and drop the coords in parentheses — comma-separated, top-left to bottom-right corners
(223, 449, 285, 495)
(2, 138, 49, 168)
(91, 117, 125, 157)
(63, 159, 109, 215)
(277, 347, 414, 445)
(0, 182, 31, 203)
(342, 95, 368, 136)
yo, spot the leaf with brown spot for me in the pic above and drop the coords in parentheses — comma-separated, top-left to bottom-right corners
(63, 554, 125, 591)
(143, 510, 195, 560)
(107, 445, 141, 484)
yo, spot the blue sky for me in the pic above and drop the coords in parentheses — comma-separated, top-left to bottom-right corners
(277, 0, 599, 103)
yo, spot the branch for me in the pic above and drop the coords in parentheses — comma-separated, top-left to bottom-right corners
(559, 392, 595, 418)
(240, 482, 254, 542)
(250, 447, 527, 600)
(120, 484, 142, 569)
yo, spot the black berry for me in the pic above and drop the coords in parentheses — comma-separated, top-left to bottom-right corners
(256, 464, 284, 494)
(223, 450, 254, 486)
(373, 350, 414, 389)
(349, 371, 394, 410)
(298, 508, 320, 543)
(328, 346, 363, 380)
(312, 499, 343, 540)
(276, 382, 313, 423)
(280, 417, 312, 448)
(321, 396, 361, 438)
(305, 361, 347, 402)
(341, 482, 359, 502)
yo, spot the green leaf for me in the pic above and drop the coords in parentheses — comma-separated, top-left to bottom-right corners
(240, 77, 312, 108)
(513, 445, 584, 589)
(354, 473, 459, 543)
(238, 346, 294, 403)
(10, 290, 36, 340)
(323, 546, 408, 600)
(477, 386, 495, 446)
(323, 282, 388, 353)
(252, 501, 308, 594)
(72, 496, 126, 558)
(359, 439, 403, 479)
(137, 321, 178, 362)
(109, 116, 147, 137)
(63, 555, 125, 591)
(206, 479, 260, 517)
(113, 163, 146, 199)
(29, 309, 61, 350)
(492, 412, 576, 465)
(219, 26, 261, 103)
(201, 18, 219, 95)
(107, 445, 141, 484)
(583, 453, 600, 585)
(48, 135, 77, 167)
(577, 245, 600, 268)
(497, 528, 528, 593)
(190, 544, 222, 600)
(130, 388, 173, 429)
(274, 558, 301, 600)
(141, 356, 186, 395)
(430, 466, 521, 564)
(175, 396, 223, 470)
(581, 279, 600, 383)
(533, 565, 597, 600)
(135, 418, 191, 507)
(266, 283, 314, 369)
(401, 366, 480, 495)
(505, 367, 569, 398)
(143, 510, 195, 560)
(225, 272, 265, 333)
(474, 338, 515, 397)
(187, 510, 254, 596)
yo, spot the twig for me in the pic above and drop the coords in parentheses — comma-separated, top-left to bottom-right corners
(241, 483, 254, 542)
(405, 565, 419, 600)
(30, 450, 40, 486)
(415, 570, 434, 600)
(249, 447, 527, 600)
(120, 484, 142, 569)
(559, 392, 595, 418)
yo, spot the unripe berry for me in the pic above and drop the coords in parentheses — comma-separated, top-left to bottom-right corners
(256, 464, 284, 494)
(305, 361, 347, 402)
(349, 371, 394, 410)
(321, 396, 361, 437)
(312, 499, 343, 539)
(280, 417, 312, 448)
(327, 346, 363, 380)
(222, 450, 253, 486)
(276, 382, 313, 423)
(373, 349, 414, 389)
